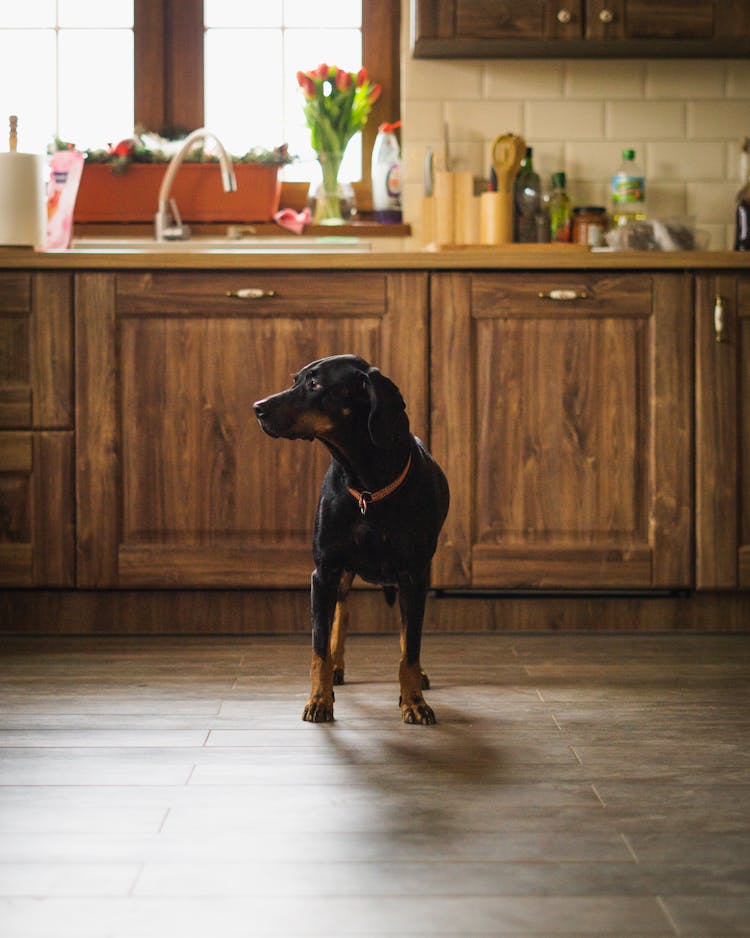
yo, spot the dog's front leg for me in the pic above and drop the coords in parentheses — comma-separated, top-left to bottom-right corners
(303, 567, 340, 722)
(330, 570, 354, 686)
(398, 572, 436, 725)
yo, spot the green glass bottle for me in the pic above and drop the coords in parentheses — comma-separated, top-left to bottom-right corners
(549, 171, 572, 243)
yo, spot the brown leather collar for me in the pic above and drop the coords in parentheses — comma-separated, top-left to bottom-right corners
(348, 454, 412, 515)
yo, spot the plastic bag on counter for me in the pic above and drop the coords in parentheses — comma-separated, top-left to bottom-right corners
(604, 217, 707, 251)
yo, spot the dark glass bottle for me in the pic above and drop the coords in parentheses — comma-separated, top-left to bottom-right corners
(734, 139, 750, 250)
(513, 147, 541, 243)
(735, 174, 750, 251)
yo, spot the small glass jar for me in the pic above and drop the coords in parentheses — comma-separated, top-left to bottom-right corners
(572, 206, 607, 247)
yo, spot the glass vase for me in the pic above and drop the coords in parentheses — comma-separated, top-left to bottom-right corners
(314, 151, 344, 225)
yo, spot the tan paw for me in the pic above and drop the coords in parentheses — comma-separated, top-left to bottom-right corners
(399, 693, 436, 725)
(302, 694, 334, 722)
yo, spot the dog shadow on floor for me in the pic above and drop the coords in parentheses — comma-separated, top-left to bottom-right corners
(310, 686, 515, 842)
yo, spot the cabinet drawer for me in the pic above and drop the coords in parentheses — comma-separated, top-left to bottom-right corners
(471, 273, 653, 318)
(116, 272, 388, 317)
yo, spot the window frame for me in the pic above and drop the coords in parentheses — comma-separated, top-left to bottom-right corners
(133, 0, 400, 179)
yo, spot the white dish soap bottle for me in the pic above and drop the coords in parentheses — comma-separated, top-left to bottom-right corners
(371, 121, 402, 223)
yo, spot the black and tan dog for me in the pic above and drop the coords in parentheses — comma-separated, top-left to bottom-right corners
(253, 355, 449, 724)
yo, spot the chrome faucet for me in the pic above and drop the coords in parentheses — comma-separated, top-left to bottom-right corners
(154, 128, 237, 241)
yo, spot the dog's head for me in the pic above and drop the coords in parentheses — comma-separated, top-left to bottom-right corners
(253, 354, 408, 448)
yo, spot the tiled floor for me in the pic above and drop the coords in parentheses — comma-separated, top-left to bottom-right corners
(0, 632, 748, 937)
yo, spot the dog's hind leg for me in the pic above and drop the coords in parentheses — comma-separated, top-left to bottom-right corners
(304, 567, 340, 722)
(330, 570, 354, 686)
(398, 572, 436, 725)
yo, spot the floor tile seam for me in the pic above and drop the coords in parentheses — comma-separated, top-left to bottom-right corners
(655, 895, 681, 936)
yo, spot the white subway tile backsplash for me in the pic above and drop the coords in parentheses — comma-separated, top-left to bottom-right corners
(688, 101, 750, 139)
(405, 101, 445, 142)
(444, 100, 523, 143)
(645, 60, 726, 99)
(647, 141, 726, 181)
(484, 60, 565, 99)
(726, 59, 750, 98)
(644, 182, 688, 219)
(567, 180, 610, 209)
(565, 60, 645, 99)
(686, 182, 737, 224)
(404, 58, 483, 100)
(606, 101, 686, 139)
(525, 100, 605, 141)
(565, 141, 643, 180)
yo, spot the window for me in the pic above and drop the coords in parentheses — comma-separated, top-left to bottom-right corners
(0, 1, 134, 154)
(0, 0, 399, 181)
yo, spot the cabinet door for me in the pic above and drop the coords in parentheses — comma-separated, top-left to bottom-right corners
(76, 271, 428, 588)
(413, 0, 583, 47)
(0, 272, 72, 429)
(586, 0, 750, 41)
(0, 431, 75, 586)
(695, 274, 750, 589)
(431, 272, 692, 590)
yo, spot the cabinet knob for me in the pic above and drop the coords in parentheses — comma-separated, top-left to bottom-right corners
(599, 8, 615, 23)
(714, 294, 725, 342)
(557, 8, 572, 24)
(225, 288, 276, 299)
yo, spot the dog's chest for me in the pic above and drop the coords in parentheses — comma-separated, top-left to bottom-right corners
(349, 518, 406, 583)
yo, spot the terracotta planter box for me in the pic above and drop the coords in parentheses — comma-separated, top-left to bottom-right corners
(74, 162, 281, 223)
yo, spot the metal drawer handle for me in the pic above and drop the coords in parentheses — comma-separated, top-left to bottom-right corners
(538, 289, 588, 301)
(714, 294, 725, 342)
(225, 288, 276, 299)
(599, 8, 614, 23)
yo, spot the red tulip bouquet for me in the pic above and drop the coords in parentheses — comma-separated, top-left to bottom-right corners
(296, 64, 381, 222)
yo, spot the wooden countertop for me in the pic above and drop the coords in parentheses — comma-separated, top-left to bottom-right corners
(2, 244, 750, 270)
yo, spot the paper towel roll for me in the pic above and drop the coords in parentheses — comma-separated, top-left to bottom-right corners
(0, 152, 46, 247)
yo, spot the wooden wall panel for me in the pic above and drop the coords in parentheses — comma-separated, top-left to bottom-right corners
(75, 274, 120, 587)
(695, 274, 738, 589)
(31, 272, 73, 428)
(430, 273, 472, 587)
(650, 273, 693, 587)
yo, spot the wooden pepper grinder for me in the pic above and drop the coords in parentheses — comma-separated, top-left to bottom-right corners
(9, 115, 18, 152)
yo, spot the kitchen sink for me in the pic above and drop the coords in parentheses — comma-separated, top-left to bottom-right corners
(66, 236, 372, 253)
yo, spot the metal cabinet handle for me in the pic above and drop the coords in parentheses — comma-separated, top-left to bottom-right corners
(225, 288, 276, 299)
(714, 294, 725, 342)
(599, 8, 614, 22)
(538, 289, 588, 301)
(557, 8, 572, 23)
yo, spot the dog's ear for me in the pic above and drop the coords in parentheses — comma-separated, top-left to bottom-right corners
(365, 367, 408, 448)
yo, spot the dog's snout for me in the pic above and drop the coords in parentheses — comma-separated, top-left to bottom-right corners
(253, 399, 267, 419)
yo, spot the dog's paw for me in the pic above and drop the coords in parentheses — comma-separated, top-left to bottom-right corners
(302, 696, 334, 723)
(332, 667, 345, 686)
(399, 694, 436, 725)
(420, 670, 430, 691)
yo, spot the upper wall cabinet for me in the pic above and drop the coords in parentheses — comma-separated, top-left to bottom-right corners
(412, 0, 750, 57)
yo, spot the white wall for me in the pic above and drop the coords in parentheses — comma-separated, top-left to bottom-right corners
(400, 3, 750, 248)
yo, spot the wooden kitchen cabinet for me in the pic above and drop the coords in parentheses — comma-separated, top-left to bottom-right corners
(695, 274, 750, 590)
(75, 270, 428, 588)
(0, 272, 75, 586)
(412, 0, 750, 57)
(430, 271, 693, 589)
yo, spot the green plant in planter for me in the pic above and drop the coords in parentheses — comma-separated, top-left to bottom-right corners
(52, 131, 293, 175)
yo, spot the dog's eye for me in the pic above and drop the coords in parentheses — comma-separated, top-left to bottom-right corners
(307, 376, 322, 391)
